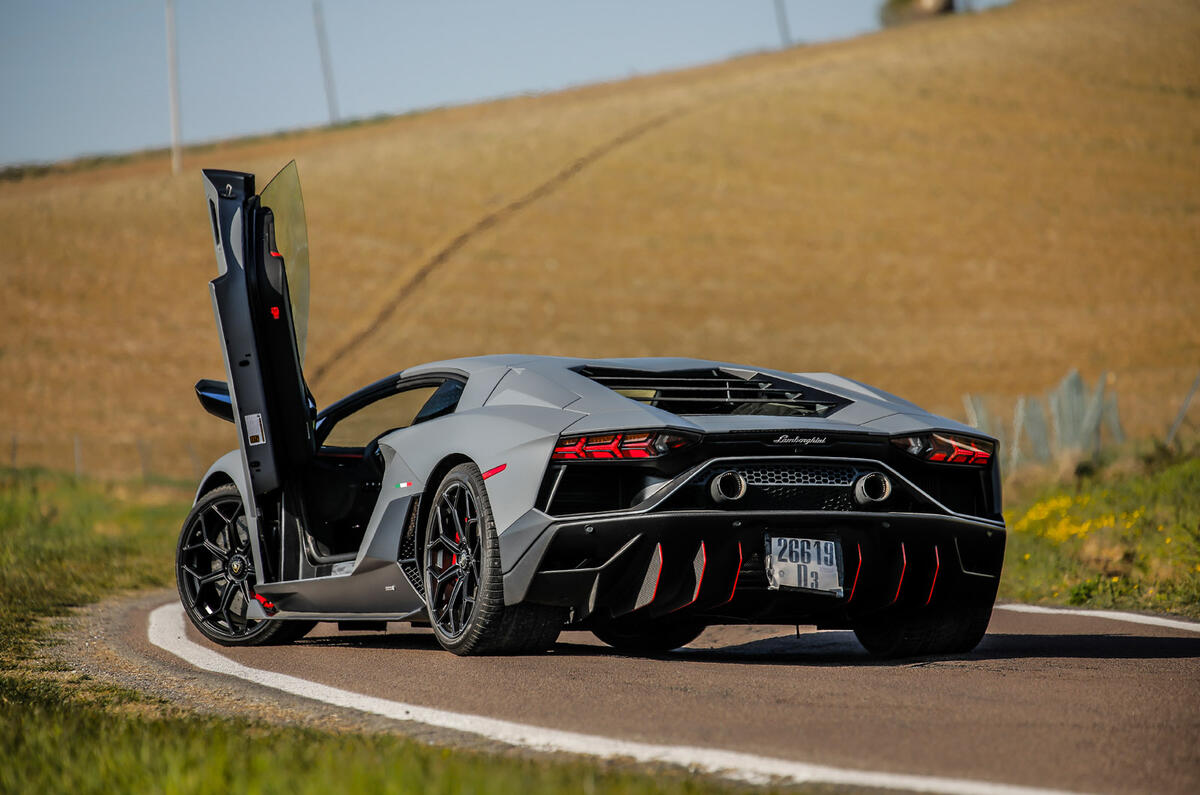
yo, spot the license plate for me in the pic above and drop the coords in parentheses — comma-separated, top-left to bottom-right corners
(765, 536, 843, 596)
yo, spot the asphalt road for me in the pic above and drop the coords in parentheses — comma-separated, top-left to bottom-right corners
(134, 604, 1200, 794)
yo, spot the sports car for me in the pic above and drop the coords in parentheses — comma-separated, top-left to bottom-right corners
(178, 162, 1005, 658)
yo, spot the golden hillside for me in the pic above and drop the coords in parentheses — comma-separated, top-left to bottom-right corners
(2, 0, 1198, 478)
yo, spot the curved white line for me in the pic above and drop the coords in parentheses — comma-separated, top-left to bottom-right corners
(149, 603, 1077, 795)
(997, 604, 1200, 633)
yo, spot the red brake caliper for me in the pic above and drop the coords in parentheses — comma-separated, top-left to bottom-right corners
(252, 592, 277, 615)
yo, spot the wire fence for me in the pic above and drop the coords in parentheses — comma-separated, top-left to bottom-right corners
(962, 369, 1200, 473)
(3, 432, 234, 483)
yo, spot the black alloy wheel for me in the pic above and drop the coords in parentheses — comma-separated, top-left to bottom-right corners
(423, 476, 484, 642)
(421, 463, 565, 655)
(176, 484, 313, 646)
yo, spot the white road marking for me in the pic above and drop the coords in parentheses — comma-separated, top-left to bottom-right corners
(149, 603, 1077, 795)
(997, 603, 1200, 634)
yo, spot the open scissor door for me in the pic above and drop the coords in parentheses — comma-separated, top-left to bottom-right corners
(202, 162, 315, 577)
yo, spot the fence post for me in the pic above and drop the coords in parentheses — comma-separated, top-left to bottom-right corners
(1048, 387, 1063, 455)
(1025, 397, 1052, 462)
(74, 435, 83, 479)
(962, 394, 979, 429)
(1103, 392, 1124, 446)
(962, 394, 994, 435)
(9, 434, 15, 469)
(1009, 396, 1026, 472)
(1080, 373, 1107, 456)
(187, 442, 203, 482)
(1166, 372, 1200, 447)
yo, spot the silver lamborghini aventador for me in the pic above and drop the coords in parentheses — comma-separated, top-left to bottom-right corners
(178, 163, 1005, 658)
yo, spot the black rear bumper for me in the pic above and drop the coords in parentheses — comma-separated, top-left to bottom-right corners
(505, 510, 1005, 629)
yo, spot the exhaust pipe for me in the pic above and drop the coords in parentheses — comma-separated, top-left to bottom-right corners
(710, 470, 748, 504)
(853, 472, 893, 506)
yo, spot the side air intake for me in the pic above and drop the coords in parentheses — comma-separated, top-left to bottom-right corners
(575, 366, 850, 418)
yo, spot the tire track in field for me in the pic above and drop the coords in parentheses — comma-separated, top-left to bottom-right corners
(309, 106, 689, 386)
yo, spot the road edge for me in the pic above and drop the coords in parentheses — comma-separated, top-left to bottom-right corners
(149, 601, 1082, 795)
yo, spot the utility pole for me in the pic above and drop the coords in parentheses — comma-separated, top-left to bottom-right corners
(165, 0, 182, 174)
(773, 0, 792, 49)
(312, 0, 340, 124)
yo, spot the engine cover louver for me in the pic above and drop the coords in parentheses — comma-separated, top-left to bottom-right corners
(575, 366, 850, 417)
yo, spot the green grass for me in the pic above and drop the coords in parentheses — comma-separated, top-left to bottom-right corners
(0, 470, 182, 663)
(1, 674, 751, 795)
(0, 470, 768, 795)
(1000, 455, 1200, 618)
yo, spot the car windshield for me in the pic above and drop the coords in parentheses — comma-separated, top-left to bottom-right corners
(259, 160, 310, 364)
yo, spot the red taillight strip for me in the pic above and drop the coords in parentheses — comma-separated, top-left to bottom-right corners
(553, 436, 587, 459)
(890, 542, 907, 605)
(925, 545, 941, 606)
(928, 434, 992, 465)
(846, 543, 863, 603)
(481, 463, 506, 480)
(720, 542, 743, 605)
(551, 432, 682, 460)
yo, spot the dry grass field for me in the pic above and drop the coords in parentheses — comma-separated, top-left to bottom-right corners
(2, 0, 1198, 478)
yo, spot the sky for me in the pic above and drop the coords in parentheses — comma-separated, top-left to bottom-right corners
(0, 1, 1005, 167)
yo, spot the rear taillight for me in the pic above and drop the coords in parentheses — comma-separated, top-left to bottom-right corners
(552, 432, 693, 460)
(891, 433, 993, 465)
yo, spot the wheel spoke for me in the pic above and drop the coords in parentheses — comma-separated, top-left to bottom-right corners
(202, 537, 229, 562)
(185, 564, 223, 587)
(454, 573, 472, 631)
(431, 564, 459, 585)
(236, 583, 252, 631)
(446, 578, 465, 634)
(435, 588, 455, 623)
(218, 580, 237, 631)
(442, 492, 465, 539)
(210, 502, 235, 525)
(430, 533, 462, 555)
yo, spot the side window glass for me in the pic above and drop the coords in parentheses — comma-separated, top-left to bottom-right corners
(413, 380, 465, 425)
(322, 385, 438, 448)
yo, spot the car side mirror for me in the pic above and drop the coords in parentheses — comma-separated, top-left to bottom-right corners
(195, 379, 234, 423)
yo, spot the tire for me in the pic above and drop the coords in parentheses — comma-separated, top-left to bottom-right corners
(592, 618, 707, 653)
(422, 463, 565, 655)
(176, 484, 316, 646)
(853, 605, 993, 659)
